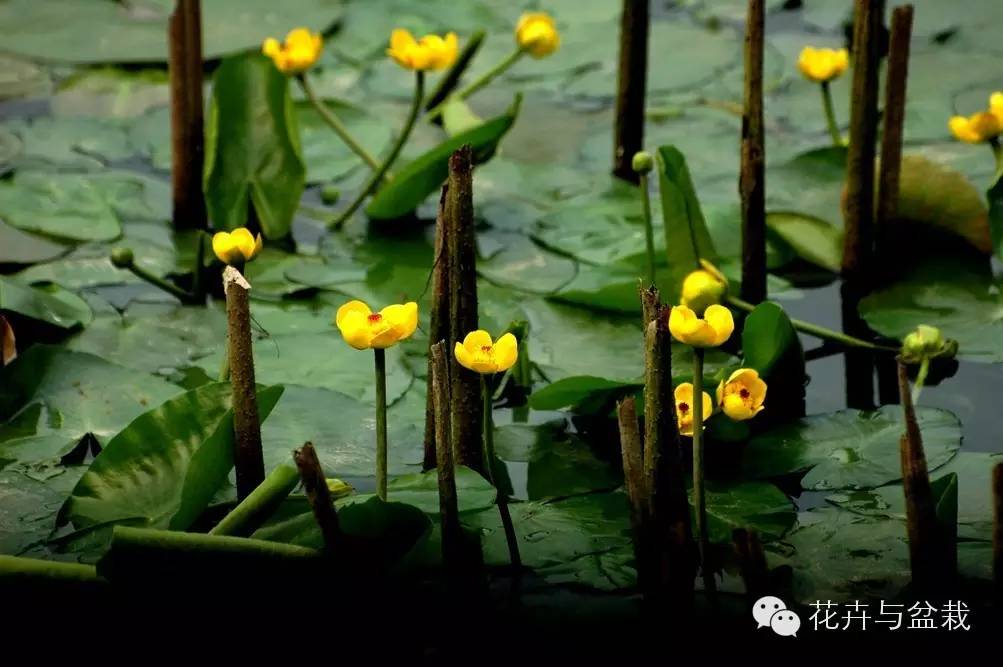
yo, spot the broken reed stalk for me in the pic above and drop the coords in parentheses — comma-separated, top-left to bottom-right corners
(430, 342, 463, 570)
(875, 4, 913, 268)
(616, 396, 647, 586)
(224, 266, 264, 500)
(641, 294, 696, 609)
(993, 463, 1003, 602)
(612, 0, 650, 183)
(446, 146, 483, 473)
(897, 359, 952, 592)
(841, 0, 885, 283)
(294, 442, 343, 553)
(739, 0, 767, 305)
(732, 528, 769, 598)
(424, 187, 452, 471)
(168, 0, 207, 230)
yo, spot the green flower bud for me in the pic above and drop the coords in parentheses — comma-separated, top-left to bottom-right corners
(631, 151, 653, 174)
(320, 184, 340, 205)
(901, 324, 957, 363)
(110, 247, 134, 269)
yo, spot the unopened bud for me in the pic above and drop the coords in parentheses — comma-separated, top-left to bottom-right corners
(632, 151, 653, 174)
(110, 247, 134, 269)
(680, 259, 728, 315)
(901, 324, 957, 363)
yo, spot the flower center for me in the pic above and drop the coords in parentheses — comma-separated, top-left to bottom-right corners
(740, 388, 750, 400)
(480, 345, 493, 354)
(367, 313, 382, 323)
(678, 402, 689, 414)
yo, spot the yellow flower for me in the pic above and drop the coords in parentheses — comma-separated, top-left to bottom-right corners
(335, 300, 418, 350)
(212, 228, 263, 266)
(680, 260, 728, 316)
(674, 383, 713, 437)
(668, 304, 734, 348)
(991, 91, 1003, 124)
(262, 28, 323, 75)
(453, 330, 518, 374)
(516, 12, 560, 58)
(949, 110, 1001, 144)
(797, 46, 849, 83)
(716, 368, 767, 421)
(387, 29, 459, 71)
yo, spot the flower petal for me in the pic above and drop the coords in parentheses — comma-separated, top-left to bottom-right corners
(703, 304, 735, 346)
(722, 393, 757, 420)
(336, 300, 371, 328)
(461, 329, 493, 352)
(492, 333, 519, 372)
(454, 341, 475, 371)
(338, 310, 372, 350)
(211, 231, 235, 264)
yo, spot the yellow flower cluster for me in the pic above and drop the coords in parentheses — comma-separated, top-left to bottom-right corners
(949, 92, 1003, 144)
(797, 46, 849, 83)
(212, 228, 262, 266)
(262, 28, 323, 75)
(387, 29, 459, 71)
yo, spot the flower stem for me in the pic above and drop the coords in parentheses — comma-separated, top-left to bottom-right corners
(126, 259, 197, 304)
(691, 347, 716, 598)
(426, 47, 525, 119)
(297, 73, 384, 176)
(191, 231, 206, 302)
(820, 81, 843, 147)
(989, 137, 1003, 178)
(330, 71, 425, 228)
(639, 172, 657, 285)
(374, 347, 389, 501)
(482, 375, 522, 570)
(911, 356, 929, 404)
(727, 295, 899, 352)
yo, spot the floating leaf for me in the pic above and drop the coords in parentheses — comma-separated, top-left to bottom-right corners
(57, 383, 283, 531)
(765, 212, 842, 273)
(744, 406, 961, 491)
(385, 465, 496, 514)
(364, 95, 521, 220)
(698, 480, 796, 544)
(204, 53, 305, 239)
(0, 277, 92, 330)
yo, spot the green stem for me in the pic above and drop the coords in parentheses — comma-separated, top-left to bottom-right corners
(820, 81, 843, 147)
(482, 375, 522, 570)
(298, 73, 384, 175)
(330, 71, 425, 228)
(989, 136, 1003, 178)
(374, 347, 389, 501)
(639, 172, 657, 285)
(209, 464, 300, 537)
(426, 47, 525, 119)
(911, 356, 929, 405)
(0, 554, 104, 585)
(691, 348, 716, 597)
(126, 260, 197, 303)
(727, 295, 898, 352)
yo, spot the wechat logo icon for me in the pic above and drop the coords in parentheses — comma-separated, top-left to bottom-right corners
(753, 596, 800, 637)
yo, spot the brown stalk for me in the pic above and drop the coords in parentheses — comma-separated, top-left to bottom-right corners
(168, 0, 207, 230)
(612, 0, 650, 183)
(739, 0, 766, 304)
(293, 442, 343, 553)
(423, 186, 452, 471)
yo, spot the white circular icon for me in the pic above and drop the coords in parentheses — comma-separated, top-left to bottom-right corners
(770, 609, 801, 637)
(752, 596, 786, 628)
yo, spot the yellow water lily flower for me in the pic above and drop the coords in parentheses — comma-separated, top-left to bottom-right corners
(680, 260, 728, 316)
(797, 46, 849, 83)
(716, 368, 767, 421)
(668, 304, 734, 348)
(335, 300, 418, 350)
(454, 330, 518, 374)
(516, 12, 560, 58)
(212, 228, 263, 266)
(262, 28, 323, 75)
(387, 29, 459, 71)
(949, 110, 1002, 144)
(674, 383, 713, 437)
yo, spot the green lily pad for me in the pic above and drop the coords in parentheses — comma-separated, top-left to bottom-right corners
(0, 220, 68, 266)
(765, 212, 842, 273)
(259, 384, 422, 478)
(2, 116, 134, 169)
(744, 406, 962, 491)
(859, 261, 1003, 363)
(0, 277, 92, 330)
(0, 346, 183, 467)
(478, 232, 578, 295)
(0, 0, 345, 65)
(296, 100, 392, 184)
(57, 383, 283, 531)
(385, 465, 496, 515)
(51, 68, 169, 119)
(0, 465, 85, 558)
(0, 172, 122, 242)
(699, 480, 796, 544)
(493, 421, 620, 501)
(827, 451, 1001, 541)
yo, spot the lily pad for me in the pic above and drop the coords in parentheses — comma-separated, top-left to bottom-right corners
(0, 277, 92, 330)
(0, 346, 182, 467)
(744, 406, 962, 491)
(0, 465, 85, 558)
(0, 172, 123, 242)
(296, 100, 392, 184)
(385, 465, 497, 515)
(699, 480, 796, 544)
(0, 220, 68, 266)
